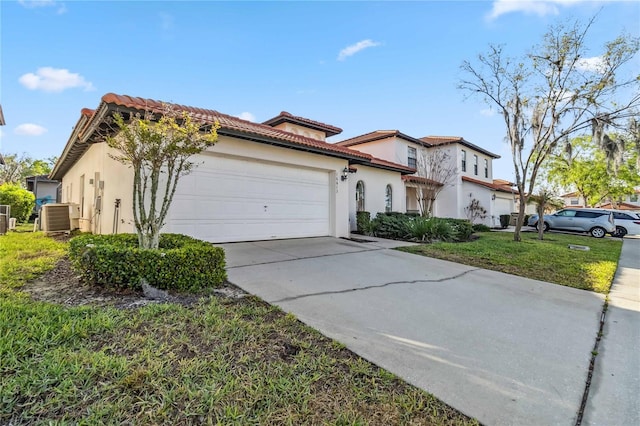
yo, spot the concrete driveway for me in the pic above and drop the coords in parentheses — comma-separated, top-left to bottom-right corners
(220, 236, 605, 425)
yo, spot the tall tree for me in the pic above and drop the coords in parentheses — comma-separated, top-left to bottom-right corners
(0, 154, 56, 186)
(106, 105, 219, 249)
(544, 135, 640, 207)
(413, 148, 457, 216)
(459, 18, 639, 241)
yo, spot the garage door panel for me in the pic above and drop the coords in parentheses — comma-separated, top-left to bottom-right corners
(167, 156, 331, 242)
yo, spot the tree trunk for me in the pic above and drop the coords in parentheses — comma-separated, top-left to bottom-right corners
(537, 201, 546, 240)
(513, 194, 527, 242)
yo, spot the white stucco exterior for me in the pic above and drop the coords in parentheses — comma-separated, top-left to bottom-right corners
(60, 135, 354, 242)
(347, 165, 405, 231)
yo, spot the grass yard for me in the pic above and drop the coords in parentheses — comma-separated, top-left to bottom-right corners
(399, 231, 622, 293)
(0, 229, 476, 425)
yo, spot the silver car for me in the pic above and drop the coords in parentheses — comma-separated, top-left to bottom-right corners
(527, 208, 615, 238)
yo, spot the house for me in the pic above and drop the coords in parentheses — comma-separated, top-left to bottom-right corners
(336, 133, 515, 227)
(561, 189, 640, 211)
(25, 175, 60, 214)
(50, 94, 414, 242)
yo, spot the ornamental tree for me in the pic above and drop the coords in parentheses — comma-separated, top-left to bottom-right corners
(459, 17, 639, 241)
(106, 105, 219, 249)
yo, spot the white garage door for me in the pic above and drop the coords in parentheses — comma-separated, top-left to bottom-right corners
(167, 155, 331, 243)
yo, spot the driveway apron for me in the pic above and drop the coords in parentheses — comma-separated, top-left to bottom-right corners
(220, 237, 605, 425)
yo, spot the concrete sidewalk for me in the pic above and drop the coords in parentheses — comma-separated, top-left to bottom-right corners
(583, 237, 640, 425)
(221, 236, 605, 425)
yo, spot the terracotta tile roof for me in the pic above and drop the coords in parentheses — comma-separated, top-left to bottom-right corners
(402, 175, 443, 186)
(370, 157, 416, 173)
(51, 93, 413, 179)
(561, 191, 580, 198)
(336, 130, 431, 148)
(597, 202, 640, 210)
(262, 111, 342, 137)
(420, 135, 500, 159)
(462, 176, 514, 193)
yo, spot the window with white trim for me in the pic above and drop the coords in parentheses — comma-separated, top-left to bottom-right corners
(461, 150, 466, 172)
(385, 185, 392, 213)
(408, 147, 417, 168)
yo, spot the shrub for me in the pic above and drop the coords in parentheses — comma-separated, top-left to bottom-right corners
(472, 223, 491, 232)
(370, 213, 413, 240)
(440, 218, 474, 242)
(355, 211, 371, 234)
(406, 217, 455, 242)
(499, 214, 511, 229)
(69, 233, 226, 292)
(0, 183, 35, 223)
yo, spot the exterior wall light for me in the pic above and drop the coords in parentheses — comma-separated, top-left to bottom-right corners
(341, 167, 349, 181)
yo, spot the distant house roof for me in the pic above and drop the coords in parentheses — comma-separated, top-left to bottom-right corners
(462, 176, 514, 193)
(26, 175, 59, 184)
(51, 93, 412, 180)
(402, 175, 443, 186)
(420, 136, 500, 159)
(336, 130, 431, 148)
(262, 111, 342, 137)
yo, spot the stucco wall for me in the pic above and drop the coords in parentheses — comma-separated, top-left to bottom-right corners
(272, 123, 326, 141)
(347, 165, 405, 231)
(61, 135, 352, 240)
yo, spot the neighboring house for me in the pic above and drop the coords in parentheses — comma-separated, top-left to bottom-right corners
(337, 132, 512, 226)
(561, 189, 640, 210)
(25, 175, 60, 214)
(50, 94, 413, 242)
(561, 191, 586, 208)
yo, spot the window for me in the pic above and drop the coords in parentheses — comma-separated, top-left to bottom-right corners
(385, 185, 392, 213)
(407, 147, 417, 169)
(575, 211, 602, 218)
(461, 150, 466, 172)
(473, 155, 478, 175)
(356, 181, 365, 212)
(484, 159, 488, 178)
(631, 194, 639, 202)
(556, 209, 577, 217)
(570, 199, 579, 205)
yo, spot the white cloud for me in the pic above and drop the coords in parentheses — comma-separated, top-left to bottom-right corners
(576, 56, 606, 73)
(486, 0, 585, 21)
(19, 0, 66, 13)
(338, 39, 381, 61)
(480, 108, 496, 117)
(237, 112, 256, 122)
(15, 123, 48, 136)
(19, 67, 94, 93)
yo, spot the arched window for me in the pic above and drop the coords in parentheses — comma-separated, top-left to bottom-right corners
(356, 181, 365, 211)
(385, 185, 392, 212)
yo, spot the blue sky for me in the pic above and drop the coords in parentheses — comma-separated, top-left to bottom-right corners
(1, 0, 638, 181)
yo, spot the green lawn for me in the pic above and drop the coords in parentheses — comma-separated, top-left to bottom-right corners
(399, 231, 622, 293)
(0, 230, 476, 425)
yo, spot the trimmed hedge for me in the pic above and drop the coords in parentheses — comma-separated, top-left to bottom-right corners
(69, 233, 227, 292)
(0, 183, 35, 223)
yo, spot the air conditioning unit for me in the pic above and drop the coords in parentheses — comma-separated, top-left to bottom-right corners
(68, 203, 80, 230)
(40, 204, 72, 233)
(8, 218, 16, 230)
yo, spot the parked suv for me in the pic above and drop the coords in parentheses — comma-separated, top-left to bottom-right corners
(606, 210, 640, 237)
(527, 208, 615, 238)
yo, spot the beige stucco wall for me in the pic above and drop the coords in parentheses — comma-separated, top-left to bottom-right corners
(272, 122, 326, 141)
(345, 138, 399, 164)
(60, 135, 352, 240)
(347, 165, 405, 231)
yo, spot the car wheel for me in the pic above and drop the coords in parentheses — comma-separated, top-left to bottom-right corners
(535, 222, 550, 232)
(590, 227, 606, 238)
(613, 226, 627, 238)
